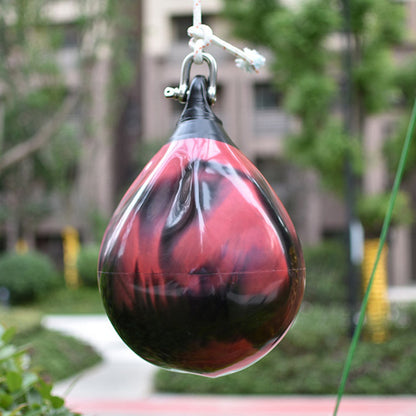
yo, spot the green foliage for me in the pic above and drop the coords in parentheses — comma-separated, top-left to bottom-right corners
(77, 244, 100, 287)
(353, 48, 394, 113)
(384, 117, 416, 180)
(223, 0, 408, 213)
(0, 305, 102, 384)
(347, 0, 403, 115)
(394, 56, 416, 107)
(0, 1, 83, 255)
(0, 325, 81, 415)
(155, 303, 416, 395)
(35, 287, 104, 315)
(36, 123, 80, 192)
(267, 0, 339, 86)
(222, 0, 279, 45)
(155, 305, 348, 395)
(349, 0, 404, 45)
(2, 85, 79, 190)
(104, 0, 138, 111)
(0, 307, 42, 333)
(0, 251, 59, 305)
(285, 74, 336, 121)
(384, 59, 416, 180)
(286, 120, 362, 193)
(357, 191, 414, 235)
(303, 240, 347, 306)
(4, 87, 65, 148)
(89, 211, 111, 243)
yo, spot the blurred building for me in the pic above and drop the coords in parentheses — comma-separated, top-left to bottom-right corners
(2, 0, 415, 285)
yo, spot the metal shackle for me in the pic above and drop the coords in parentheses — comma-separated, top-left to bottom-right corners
(164, 52, 218, 105)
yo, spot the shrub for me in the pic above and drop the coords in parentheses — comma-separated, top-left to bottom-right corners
(0, 325, 81, 415)
(155, 303, 416, 395)
(303, 240, 347, 305)
(154, 305, 349, 395)
(0, 251, 59, 305)
(77, 244, 100, 287)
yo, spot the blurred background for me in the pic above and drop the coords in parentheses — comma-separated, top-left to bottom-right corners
(1, 0, 416, 410)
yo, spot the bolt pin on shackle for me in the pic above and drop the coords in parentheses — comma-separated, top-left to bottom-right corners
(164, 52, 218, 105)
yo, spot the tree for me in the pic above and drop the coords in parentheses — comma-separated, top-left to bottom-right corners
(0, 0, 141, 249)
(0, 1, 85, 250)
(224, 0, 413, 340)
(223, 0, 410, 232)
(0, 0, 84, 250)
(385, 55, 416, 179)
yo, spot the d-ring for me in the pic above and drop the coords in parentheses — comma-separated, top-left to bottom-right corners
(164, 52, 218, 104)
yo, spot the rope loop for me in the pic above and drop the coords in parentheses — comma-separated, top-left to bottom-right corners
(188, 0, 265, 72)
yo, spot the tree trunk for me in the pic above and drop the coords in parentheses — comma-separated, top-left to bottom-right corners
(4, 191, 19, 252)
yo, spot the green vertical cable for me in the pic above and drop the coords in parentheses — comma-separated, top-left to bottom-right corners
(333, 98, 416, 416)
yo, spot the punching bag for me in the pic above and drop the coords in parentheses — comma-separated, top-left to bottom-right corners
(98, 75, 305, 378)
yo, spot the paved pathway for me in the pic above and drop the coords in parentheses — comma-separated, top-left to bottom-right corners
(43, 314, 416, 416)
(43, 315, 157, 405)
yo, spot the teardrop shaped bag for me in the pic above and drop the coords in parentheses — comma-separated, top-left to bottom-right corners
(98, 62, 306, 378)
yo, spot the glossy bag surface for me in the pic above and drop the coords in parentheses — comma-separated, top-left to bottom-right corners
(98, 76, 305, 377)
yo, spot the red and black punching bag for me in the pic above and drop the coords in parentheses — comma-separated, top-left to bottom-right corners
(98, 75, 305, 378)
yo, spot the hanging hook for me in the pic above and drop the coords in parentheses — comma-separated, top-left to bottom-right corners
(164, 52, 217, 104)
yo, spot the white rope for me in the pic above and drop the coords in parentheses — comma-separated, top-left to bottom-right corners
(188, 0, 266, 73)
(193, 0, 202, 27)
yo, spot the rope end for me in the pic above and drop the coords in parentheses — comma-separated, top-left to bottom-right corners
(235, 48, 266, 73)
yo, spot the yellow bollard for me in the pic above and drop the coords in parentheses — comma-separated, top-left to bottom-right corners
(62, 226, 80, 289)
(362, 238, 390, 343)
(15, 239, 29, 254)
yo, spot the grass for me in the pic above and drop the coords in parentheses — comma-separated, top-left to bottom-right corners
(13, 326, 102, 383)
(154, 303, 416, 395)
(35, 285, 104, 315)
(0, 284, 104, 383)
(0, 306, 102, 382)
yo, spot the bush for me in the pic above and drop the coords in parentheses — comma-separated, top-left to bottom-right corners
(0, 325, 81, 415)
(154, 305, 349, 395)
(0, 251, 59, 305)
(303, 240, 347, 305)
(155, 303, 416, 395)
(77, 244, 100, 287)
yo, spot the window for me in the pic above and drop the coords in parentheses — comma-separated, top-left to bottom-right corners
(171, 14, 215, 43)
(60, 23, 82, 49)
(254, 83, 282, 110)
(171, 15, 193, 42)
(253, 82, 290, 136)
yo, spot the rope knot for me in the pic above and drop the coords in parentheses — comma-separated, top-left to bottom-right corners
(186, 0, 266, 72)
(188, 24, 213, 64)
